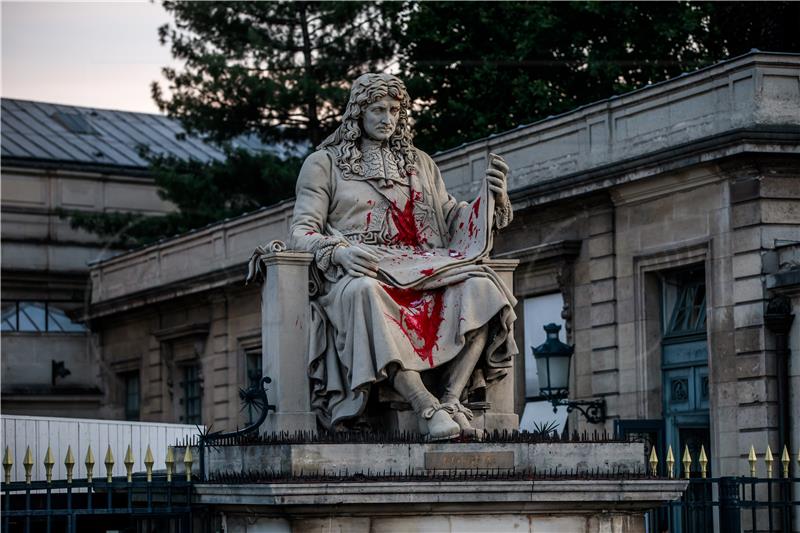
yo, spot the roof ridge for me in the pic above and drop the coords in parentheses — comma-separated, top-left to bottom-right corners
(1, 96, 171, 119)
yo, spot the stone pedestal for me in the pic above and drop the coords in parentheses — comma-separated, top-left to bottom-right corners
(478, 258, 520, 431)
(190, 437, 686, 533)
(260, 250, 317, 434)
(198, 478, 686, 533)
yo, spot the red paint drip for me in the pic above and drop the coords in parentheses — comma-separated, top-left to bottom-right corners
(388, 192, 426, 247)
(366, 211, 372, 227)
(420, 267, 435, 276)
(383, 286, 445, 367)
(305, 231, 316, 236)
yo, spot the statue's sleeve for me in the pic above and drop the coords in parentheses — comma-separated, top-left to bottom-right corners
(289, 151, 348, 281)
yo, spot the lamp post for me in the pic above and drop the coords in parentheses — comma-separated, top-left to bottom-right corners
(532, 323, 606, 424)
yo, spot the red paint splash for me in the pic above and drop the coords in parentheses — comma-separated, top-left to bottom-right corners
(420, 267, 435, 276)
(366, 211, 372, 227)
(388, 191, 427, 247)
(305, 231, 316, 236)
(383, 286, 445, 367)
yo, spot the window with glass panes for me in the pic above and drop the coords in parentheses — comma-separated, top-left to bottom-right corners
(245, 350, 262, 424)
(124, 372, 140, 420)
(1, 301, 87, 332)
(181, 364, 202, 424)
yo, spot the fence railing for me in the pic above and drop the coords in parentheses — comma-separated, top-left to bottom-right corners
(1, 442, 196, 533)
(1, 415, 202, 482)
(647, 443, 800, 532)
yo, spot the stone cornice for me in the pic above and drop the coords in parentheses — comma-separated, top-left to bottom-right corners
(494, 240, 582, 265)
(195, 479, 688, 511)
(508, 127, 800, 209)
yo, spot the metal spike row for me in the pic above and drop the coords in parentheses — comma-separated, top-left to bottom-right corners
(666, 446, 675, 479)
(124, 445, 135, 483)
(64, 446, 75, 483)
(682, 445, 692, 479)
(765, 445, 774, 478)
(165, 446, 175, 483)
(43, 445, 55, 483)
(104, 445, 115, 483)
(648, 446, 658, 476)
(23, 446, 33, 484)
(184, 446, 193, 482)
(144, 445, 155, 483)
(85, 446, 95, 484)
(3, 446, 12, 483)
(698, 445, 708, 479)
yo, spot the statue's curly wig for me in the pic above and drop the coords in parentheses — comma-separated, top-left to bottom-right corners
(318, 73, 417, 179)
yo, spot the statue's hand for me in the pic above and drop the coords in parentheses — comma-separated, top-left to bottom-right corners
(485, 153, 509, 202)
(333, 245, 380, 277)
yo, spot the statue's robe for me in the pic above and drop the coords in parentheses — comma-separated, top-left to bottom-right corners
(290, 140, 518, 428)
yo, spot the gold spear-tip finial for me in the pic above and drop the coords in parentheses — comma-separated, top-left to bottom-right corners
(765, 445, 774, 478)
(85, 445, 95, 484)
(124, 445, 135, 483)
(3, 446, 13, 483)
(64, 446, 75, 483)
(23, 446, 33, 484)
(144, 445, 154, 483)
(165, 446, 174, 483)
(781, 445, 790, 479)
(43, 445, 55, 483)
(698, 445, 708, 479)
(682, 445, 692, 479)
(648, 446, 659, 476)
(748, 445, 757, 477)
(666, 445, 675, 479)
(104, 445, 115, 483)
(183, 446, 193, 482)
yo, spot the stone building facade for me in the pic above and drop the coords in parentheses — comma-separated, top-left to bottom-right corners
(0, 99, 259, 418)
(83, 52, 800, 478)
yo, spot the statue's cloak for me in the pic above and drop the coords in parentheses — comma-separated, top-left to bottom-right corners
(290, 143, 517, 428)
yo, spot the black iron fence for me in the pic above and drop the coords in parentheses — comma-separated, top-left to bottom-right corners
(649, 475, 800, 532)
(1, 475, 194, 533)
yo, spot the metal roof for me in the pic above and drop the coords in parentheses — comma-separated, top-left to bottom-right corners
(0, 98, 271, 171)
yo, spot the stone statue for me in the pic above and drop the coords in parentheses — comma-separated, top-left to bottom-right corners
(290, 73, 518, 440)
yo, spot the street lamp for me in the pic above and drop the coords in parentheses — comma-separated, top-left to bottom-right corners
(532, 323, 606, 424)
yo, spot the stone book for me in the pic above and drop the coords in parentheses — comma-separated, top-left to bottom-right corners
(373, 178, 495, 288)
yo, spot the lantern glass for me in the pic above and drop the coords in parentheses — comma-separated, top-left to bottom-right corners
(536, 352, 571, 398)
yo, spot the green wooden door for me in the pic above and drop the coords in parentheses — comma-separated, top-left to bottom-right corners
(661, 273, 711, 476)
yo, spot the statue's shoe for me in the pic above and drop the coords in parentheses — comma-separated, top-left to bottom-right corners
(424, 410, 461, 441)
(441, 401, 479, 439)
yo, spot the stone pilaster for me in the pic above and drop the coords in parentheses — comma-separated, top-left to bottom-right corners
(260, 250, 318, 434)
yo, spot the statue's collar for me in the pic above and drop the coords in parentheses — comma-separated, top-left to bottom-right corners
(352, 139, 409, 188)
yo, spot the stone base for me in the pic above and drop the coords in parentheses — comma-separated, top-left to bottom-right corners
(261, 412, 317, 435)
(221, 514, 644, 533)
(197, 478, 687, 533)
(201, 440, 645, 478)
(192, 439, 686, 533)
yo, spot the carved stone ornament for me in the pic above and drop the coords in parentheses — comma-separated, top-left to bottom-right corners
(245, 240, 288, 285)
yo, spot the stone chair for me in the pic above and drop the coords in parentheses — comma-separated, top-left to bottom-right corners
(248, 240, 519, 435)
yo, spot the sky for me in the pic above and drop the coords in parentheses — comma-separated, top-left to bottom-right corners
(2, 1, 179, 114)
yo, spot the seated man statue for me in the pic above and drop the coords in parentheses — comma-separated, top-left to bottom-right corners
(290, 73, 518, 440)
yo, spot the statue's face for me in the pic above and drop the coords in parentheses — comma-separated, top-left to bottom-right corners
(362, 96, 401, 141)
